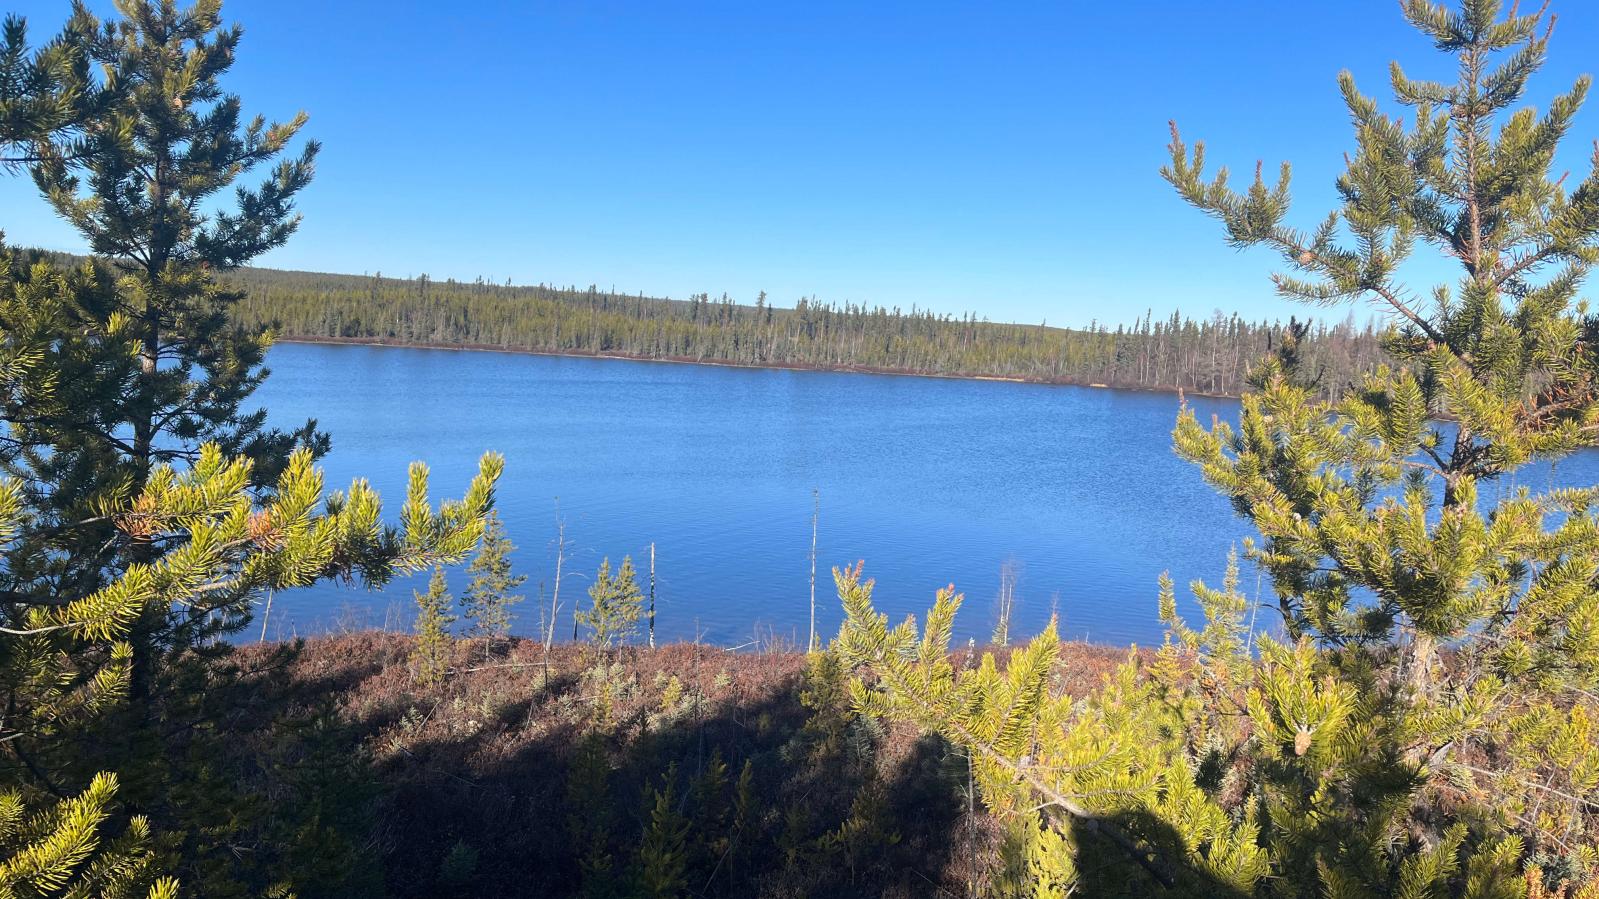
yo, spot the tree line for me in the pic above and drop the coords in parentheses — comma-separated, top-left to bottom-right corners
(222, 264, 1392, 398)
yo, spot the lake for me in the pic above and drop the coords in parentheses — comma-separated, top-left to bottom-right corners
(251, 342, 1599, 648)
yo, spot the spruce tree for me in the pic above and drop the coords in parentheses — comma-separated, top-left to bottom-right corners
(460, 509, 525, 644)
(413, 565, 456, 688)
(578, 556, 643, 649)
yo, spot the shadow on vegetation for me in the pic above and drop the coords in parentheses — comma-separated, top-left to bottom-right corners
(1067, 810, 1253, 899)
(217, 633, 1176, 898)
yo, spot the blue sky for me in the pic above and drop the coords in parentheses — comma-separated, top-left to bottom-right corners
(3, 0, 1597, 328)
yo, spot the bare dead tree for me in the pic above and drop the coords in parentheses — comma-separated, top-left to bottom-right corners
(992, 559, 1020, 647)
(808, 489, 819, 652)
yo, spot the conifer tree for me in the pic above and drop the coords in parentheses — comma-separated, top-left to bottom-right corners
(833, 563, 1268, 895)
(413, 565, 456, 688)
(638, 770, 690, 898)
(838, 7, 1599, 894)
(0, 444, 500, 895)
(0, 15, 173, 897)
(0, 4, 333, 882)
(1163, 0, 1599, 887)
(460, 510, 525, 643)
(0, 8, 102, 163)
(8, 0, 324, 634)
(578, 556, 643, 649)
(0, 3, 506, 893)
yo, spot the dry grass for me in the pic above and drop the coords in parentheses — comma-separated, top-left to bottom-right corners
(232, 632, 1133, 898)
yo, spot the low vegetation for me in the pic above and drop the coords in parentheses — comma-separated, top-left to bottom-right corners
(221, 631, 1133, 898)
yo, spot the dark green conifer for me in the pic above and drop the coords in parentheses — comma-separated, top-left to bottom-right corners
(0, 3, 504, 894)
(0, 10, 94, 156)
(10, 0, 323, 631)
(638, 769, 690, 898)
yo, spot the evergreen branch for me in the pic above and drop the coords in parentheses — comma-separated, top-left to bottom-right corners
(1368, 283, 1449, 346)
(943, 717, 1177, 888)
(1455, 763, 1599, 811)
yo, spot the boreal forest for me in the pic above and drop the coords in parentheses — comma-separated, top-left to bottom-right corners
(217, 263, 1388, 398)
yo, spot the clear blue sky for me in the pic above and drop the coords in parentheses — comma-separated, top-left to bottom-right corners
(3, 0, 1597, 328)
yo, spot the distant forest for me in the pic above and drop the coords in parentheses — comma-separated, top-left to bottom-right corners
(219, 265, 1392, 398)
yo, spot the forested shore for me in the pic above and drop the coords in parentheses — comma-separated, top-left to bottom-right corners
(217, 263, 1391, 399)
(272, 333, 1244, 394)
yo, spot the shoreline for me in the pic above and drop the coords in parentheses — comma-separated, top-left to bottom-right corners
(274, 334, 1242, 399)
(250, 628, 1140, 655)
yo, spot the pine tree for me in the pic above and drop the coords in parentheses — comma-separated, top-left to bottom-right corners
(0, 16, 173, 897)
(1, 4, 346, 890)
(0, 444, 500, 895)
(0, 8, 103, 162)
(0, 773, 176, 899)
(578, 556, 643, 649)
(0, 26, 328, 866)
(1163, 0, 1599, 888)
(837, 6, 1599, 893)
(638, 769, 690, 898)
(460, 510, 525, 644)
(9, 0, 324, 639)
(0, 3, 506, 893)
(413, 565, 456, 688)
(833, 562, 1269, 896)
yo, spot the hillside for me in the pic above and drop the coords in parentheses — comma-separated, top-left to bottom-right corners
(227, 632, 1134, 897)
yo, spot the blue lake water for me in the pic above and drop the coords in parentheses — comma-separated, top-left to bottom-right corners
(251, 342, 1599, 648)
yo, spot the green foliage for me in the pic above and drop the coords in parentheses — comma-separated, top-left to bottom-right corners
(637, 768, 690, 898)
(412, 566, 455, 688)
(775, 648, 901, 876)
(2, 444, 500, 749)
(0, 2, 506, 895)
(838, 1, 1599, 893)
(10, 0, 323, 550)
(745, 1, 1599, 895)
(834, 563, 1269, 896)
(0, 8, 327, 743)
(1164, 0, 1599, 888)
(1, 0, 330, 729)
(0, 772, 176, 899)
(437, 839, 478, 891)
(578, 556, 643, 649)
(566, 733, 620, 899)
(0, 6, 103, 159)
(460, 510, 525, 640)
(221, 263, 1396, 400)
(0, 443, 499, 895)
